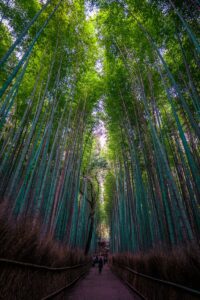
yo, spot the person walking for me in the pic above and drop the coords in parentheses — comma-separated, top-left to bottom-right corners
(98, 255, 103, 274)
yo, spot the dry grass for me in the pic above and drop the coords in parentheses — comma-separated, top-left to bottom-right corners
(0, 206, 90, 299)
(110, 245, 200, 300)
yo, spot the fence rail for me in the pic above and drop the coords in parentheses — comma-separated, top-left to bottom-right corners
(42, 269, 89, 299)
(0, 258, 91, 299)
(0, 258, 90, 271)
(112, 263, 200, 298)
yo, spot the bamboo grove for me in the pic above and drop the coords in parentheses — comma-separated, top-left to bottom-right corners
(0, 0, 102, 253)
(0, 0, 200, 256)
(101, 0, 200, 252)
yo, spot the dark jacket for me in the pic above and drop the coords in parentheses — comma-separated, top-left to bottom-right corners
(98, 257, 103, 268)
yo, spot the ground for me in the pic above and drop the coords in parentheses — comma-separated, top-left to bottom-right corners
(64, 264, 141, 300)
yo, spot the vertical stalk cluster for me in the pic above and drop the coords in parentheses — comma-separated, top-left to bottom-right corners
(101, 0, 200, 252)
(0, 0, 101, 251)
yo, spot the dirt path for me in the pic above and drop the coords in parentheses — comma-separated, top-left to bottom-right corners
(65, 265, 141, 300)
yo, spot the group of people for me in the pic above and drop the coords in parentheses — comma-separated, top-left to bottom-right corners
(92, 254, 108, 274)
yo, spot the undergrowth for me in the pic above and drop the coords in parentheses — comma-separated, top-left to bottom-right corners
(0, 206, 90, 299)
(110, 245, 200, 300)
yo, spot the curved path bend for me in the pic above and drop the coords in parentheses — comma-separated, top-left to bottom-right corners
(65, 265, 141, 300)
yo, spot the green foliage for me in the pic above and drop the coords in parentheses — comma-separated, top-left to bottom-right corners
(97, 0, 200, 252)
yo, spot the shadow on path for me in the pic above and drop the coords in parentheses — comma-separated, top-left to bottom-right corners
(65, 265, 141, 300)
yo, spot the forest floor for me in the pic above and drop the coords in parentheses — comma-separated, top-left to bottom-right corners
(62, 264, 141, 300)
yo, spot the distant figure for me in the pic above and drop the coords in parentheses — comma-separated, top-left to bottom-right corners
(98, 255, 103, 274)
(95, 255, 98, 264)
(92, 255, 96, 267)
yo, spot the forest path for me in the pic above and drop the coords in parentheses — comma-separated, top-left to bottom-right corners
(65, 264, 141, 300)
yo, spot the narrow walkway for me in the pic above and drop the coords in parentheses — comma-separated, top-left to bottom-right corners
(66, 265, 141, 300)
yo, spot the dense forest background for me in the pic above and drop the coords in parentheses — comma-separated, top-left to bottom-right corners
(0, 0, 199, 265)
(0, 0, 200, 298)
